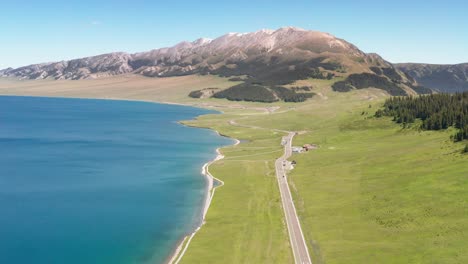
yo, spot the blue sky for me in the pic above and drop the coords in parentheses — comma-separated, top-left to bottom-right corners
(1, 0, 467, 68)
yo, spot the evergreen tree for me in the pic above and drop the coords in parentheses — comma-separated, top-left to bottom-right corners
(375, 92, 468, 141)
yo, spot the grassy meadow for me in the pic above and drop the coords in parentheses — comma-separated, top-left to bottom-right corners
(182, 79, 468, 263)
(180, 114, 294, 263)
(1, 75, 467, 263)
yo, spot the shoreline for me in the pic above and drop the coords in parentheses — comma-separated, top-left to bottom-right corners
(167, 131, 240, 264)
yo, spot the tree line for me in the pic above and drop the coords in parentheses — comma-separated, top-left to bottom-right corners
(375, 92, 468, 142)
(210, 83, 315, 103)
(212, 83, 278, 102)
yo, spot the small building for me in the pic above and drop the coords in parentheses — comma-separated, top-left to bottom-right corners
(303, 144, 318, 151)
(292, 146, 303, 153)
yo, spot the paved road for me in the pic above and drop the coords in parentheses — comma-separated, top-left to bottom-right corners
(275, 132, 312, 264)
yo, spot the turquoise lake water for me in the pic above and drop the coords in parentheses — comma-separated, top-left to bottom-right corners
(0, 96, 232, 264)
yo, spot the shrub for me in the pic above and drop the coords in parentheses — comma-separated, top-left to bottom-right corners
(228, 77, 244, 82)
(332, 81, 354, 92)
(188, 90, 203, 98)
(270, 86, 315, 102)
(463, 144, 468, 154)
(291, 86, 312, 92)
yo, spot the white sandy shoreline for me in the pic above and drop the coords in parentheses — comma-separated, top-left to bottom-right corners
(167, 131, 240, 264)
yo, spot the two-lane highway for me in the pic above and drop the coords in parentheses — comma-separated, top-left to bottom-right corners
(275, 132, 312, 264)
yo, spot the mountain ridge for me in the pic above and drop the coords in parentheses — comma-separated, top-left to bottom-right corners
(395, 63, 468, 93)
(0, 27, 379, 80)
(0, 27, 438, 98)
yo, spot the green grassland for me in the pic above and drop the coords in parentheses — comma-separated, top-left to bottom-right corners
(180, 115, 293, 263)
(2, 76, 467, 263)
(288, 104, 468, 264)
(181, 79, 468, 263)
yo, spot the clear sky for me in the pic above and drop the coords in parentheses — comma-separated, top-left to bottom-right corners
(1, 0, 467, 68)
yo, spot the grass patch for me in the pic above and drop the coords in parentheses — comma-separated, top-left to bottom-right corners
(286, 100, 468, 264)
(180, 116, 293, 263)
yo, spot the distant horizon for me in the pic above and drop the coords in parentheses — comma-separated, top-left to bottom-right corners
(1, 0, 467, 68)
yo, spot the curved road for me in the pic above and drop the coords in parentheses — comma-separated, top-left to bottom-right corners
(276, 132, 312, 264)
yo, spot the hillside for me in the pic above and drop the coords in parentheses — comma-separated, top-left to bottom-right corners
(396, 63, 468, 93)
(1, 27, 428, 100)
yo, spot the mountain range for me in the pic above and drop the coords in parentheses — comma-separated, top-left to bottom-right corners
(395, 63, 468, 93)
(1, 27, 466, 98)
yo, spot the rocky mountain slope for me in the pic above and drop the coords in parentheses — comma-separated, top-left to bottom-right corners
(0, 27, 428, 97)
(396, 63, 468, 93)
(0, 53, 133, 80)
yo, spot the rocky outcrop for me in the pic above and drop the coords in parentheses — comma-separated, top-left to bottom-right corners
(1, 53, 133, 80)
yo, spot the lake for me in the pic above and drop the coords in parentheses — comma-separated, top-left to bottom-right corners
(0, 96, 232, 264)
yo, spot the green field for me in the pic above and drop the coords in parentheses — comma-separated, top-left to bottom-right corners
(2, 76, 467, 263)
(180, 80, 468, 263)
(180, 115, 293, 263)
